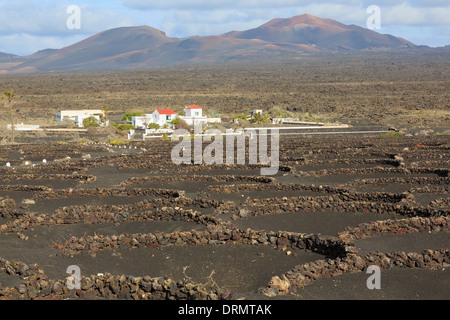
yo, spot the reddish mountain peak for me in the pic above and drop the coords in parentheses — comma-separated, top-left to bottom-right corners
(263, 14, 342, 29)
(89, 25, 172, 43)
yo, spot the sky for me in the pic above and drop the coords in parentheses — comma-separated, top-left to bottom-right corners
(0, 0, 449, 56)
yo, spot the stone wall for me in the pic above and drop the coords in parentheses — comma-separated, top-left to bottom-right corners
(118, 174, 275, 187)
(262, 215, 450, 297)
(1, 215, 448, 300)
(214, 195, 447, 217)
(0, 173, 97, 184)
(294, 166, 448, 177)
(263, 249, 449, 297)
(0, 257, 224, 300)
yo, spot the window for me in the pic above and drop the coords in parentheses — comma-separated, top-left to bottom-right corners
(166, 115, 171, 121)
(195, 112, 199, 116)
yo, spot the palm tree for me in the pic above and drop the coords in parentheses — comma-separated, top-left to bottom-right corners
(252, 112, 269, 124)
(2, 90, 15, 144)
(101, 105, 109, 125)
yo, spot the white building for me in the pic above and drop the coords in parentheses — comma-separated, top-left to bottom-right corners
(144, 128, 174, 136)
(132, 109, 177, 129)
(207, 117, 222, 124)
(56, 110, 103, 122)
(7, 123, 40, 131)
(134, 106, 220, 130)
(152, 109, 177, 127)
(131, 114, 153, 129)
(76, 114, 108, 128)
(55, 110, 104, 127)
(178, 105, 208, 126)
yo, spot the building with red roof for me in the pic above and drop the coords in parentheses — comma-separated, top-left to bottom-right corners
(153, 109, 176, 127)
(131, 109, 177, 129)
(179, 105, 207, 126)
(155, 109, 176, 115)
(133, 105, 220, 130)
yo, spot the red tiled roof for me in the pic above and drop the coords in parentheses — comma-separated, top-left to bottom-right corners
(186, 105, 202, 109)
(156, 109, 176, 115)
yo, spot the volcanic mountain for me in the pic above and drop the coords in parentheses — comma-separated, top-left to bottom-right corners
(222, 14, 414, 50)
(1, 14, 416, 74)
(0, 52, 18, 60)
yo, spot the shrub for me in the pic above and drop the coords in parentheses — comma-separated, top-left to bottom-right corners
(250, 112, 270, 124)
(83, 116, 100, 128)
(171, 118, 190, 130)
(233, 113, 247, 120)
(111, 123, 135, 132)
(121, 111, 144, 122)
(148, 123, 160, 130)
(208, 124, 226, 132)
(110, 139, 127, 145)
(380, 131, 404, 138)
(269, 108, 293, 118)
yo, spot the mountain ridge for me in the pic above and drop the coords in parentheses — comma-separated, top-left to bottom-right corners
(0, 14, 419, 74)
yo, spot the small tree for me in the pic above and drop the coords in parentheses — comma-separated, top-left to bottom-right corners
(111, 123, 135, 132)
(2, 90, 15, 144)
(148, 123, 160, 130)
(83, 116, 100, 128)
(122, 111, 144, 123)
(101, 105, 109, 124)
(251, 112, 270, 124)
(233, 113, 247, 121)
(171, 118, 190, 130)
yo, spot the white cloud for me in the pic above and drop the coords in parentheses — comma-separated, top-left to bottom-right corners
(161, 9, 270, 37)
(381, 24, 450, 47)
(124, 0, 309, 10)
(158, 4, 368, 38)
(124, 0, 450, 12)
(1, 1, 448, 54)
(0, 1, 137, 55)
(0, 1, 136, 36)
(154, 1, 450, 43)
(382, 4, 450, 25)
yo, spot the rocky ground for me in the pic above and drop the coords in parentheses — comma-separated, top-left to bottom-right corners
(0, 131, 448, 300)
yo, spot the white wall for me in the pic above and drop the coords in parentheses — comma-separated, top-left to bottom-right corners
(207, 118, 222, 124)
(152, 110, 176, 127)
(56, 110, 102, 122)
(132, 115, 153, 129)
(7, 123, 40, 131)
(184, 108, 203, 117)
(178, 116, 207, 126)
(76, 114, 103, 128)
